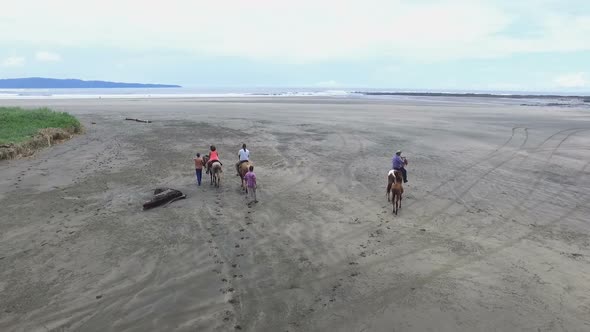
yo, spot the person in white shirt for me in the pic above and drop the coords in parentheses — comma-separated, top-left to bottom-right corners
(236, 143, 250, 176)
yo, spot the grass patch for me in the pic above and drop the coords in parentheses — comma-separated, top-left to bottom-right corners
(0, 107, 82, 159)
(0, 107, 81, 144)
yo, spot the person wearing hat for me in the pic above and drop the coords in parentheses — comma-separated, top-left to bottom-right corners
(392, 150, 408, 183)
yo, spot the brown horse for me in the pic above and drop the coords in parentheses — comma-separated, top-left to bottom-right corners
(203, 155, 222, 187)
(386, 170, 404, 215)
(238, 161, 252, 191)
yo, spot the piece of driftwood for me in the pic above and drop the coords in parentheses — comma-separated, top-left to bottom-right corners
(143, 188, 186, 210)
(125, 118, 152, 123)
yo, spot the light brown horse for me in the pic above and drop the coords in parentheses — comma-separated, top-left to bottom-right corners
(238, 161, 252, 191)
(203, 155, 222, 187)
(386, 170, 404, 215)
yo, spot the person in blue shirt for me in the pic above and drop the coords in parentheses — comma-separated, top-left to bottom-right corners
(392, 150, 408, 183)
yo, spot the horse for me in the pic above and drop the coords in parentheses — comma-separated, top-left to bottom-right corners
(386, 170, 404, 215)
(211, 161, 222, 187)
(203, 155, 222, 187)
(238, 161, 252, 191)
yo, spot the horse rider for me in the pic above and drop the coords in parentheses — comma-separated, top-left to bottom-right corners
(206, 145, 221, 174)
(236, 143, 250, 176)
(392, 150, 408, 183)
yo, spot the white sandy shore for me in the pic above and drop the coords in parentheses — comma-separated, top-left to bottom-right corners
(1, 97, 589, 331)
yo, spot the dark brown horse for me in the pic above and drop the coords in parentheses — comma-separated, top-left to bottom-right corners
(386, 170, 404, 214)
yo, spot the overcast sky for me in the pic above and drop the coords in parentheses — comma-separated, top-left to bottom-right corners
(1, 0, 589, 91)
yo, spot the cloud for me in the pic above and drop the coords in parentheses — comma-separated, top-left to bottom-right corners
(1, 56, 25, 67)
(35, 51, 61, 62)
(554, 72, 587, 88)
(315, 80, 339, 87)
(0, 0, 589, 63)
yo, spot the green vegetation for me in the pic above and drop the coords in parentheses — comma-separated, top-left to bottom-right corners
(0, 107, 81, 144)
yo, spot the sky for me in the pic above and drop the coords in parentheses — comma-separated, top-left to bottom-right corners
(1, 0, 589, 92)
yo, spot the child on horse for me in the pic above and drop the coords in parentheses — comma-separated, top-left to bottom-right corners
(206, 145, 222, 174)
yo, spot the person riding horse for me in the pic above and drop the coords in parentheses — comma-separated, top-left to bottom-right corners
(236, 143, 250, 176)
(206, 145, 221, 174)
(392, 150, 408, 183)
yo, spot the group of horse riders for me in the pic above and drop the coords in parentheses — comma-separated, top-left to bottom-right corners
(203, 143, 251, 176)
(203, 144, 408, 183)
(202, 144, 407, 213)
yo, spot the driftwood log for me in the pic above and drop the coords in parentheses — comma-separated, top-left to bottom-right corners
(125, 118, 152, 123)
(143, 188, 186, 210)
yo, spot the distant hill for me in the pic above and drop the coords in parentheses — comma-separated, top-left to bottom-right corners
(0, 77, 181, 88)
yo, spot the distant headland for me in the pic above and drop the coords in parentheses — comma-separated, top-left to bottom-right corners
(0, 77, 181, 89)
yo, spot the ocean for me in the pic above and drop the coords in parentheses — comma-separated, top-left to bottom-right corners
(0, 87, 588, 99)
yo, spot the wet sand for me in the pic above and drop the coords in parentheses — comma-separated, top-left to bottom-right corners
(1, 97, 589, 331)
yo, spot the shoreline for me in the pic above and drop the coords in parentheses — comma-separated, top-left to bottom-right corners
(1, 89, 589, 101)
(354, 91, 590, 100)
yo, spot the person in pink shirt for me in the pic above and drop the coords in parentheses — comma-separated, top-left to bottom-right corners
(244, 165, 258, 204)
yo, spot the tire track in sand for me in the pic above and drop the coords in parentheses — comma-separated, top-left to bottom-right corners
(314, 128, 589, 284)
(403, 128, 585, 224)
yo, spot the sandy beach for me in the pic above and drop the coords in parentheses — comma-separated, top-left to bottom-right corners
(1, 96, 589, 331)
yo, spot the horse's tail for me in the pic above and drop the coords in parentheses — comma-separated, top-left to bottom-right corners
(387, 173, 395, 194)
